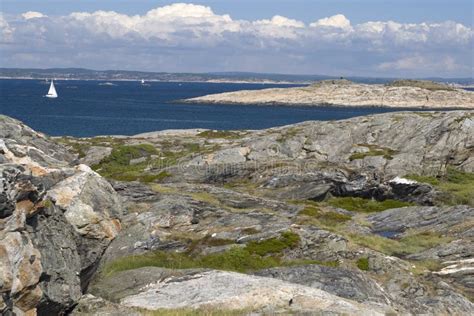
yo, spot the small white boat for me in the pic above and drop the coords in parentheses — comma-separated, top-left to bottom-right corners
(45, 80, 58, 98)
(141, 79, 145, 84)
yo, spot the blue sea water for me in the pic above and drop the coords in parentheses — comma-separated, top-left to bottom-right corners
(1, 79, 428, 137)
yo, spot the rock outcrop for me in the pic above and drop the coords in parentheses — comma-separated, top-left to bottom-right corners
(2, 111, 474, 315)
(0, 116, 122, 315)
(184, 79, 474, 109)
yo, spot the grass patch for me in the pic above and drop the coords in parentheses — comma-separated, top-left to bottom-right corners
(103, 231, 337, 276)
(406, 167, 474, 206)
(139, 171, 172, 183)
(356, 257, 369, 271)
(100, 144, 157, 165)
(105, 247, 300, 276)
(91, 144, 181, 182)
(276, 127, 302, 143)
(298, 205, 352, 226)
(241, 227, 260, 235)
(387, 80, 454, 91)
(197, 130, 241, 139)
(349, 231, 453, 256)
(327, 197, 413, 213)
(349, 144, 396, 161)
(190, 192, 221, 205)
(245, 231, 300, 256)
(142, 308, 250, 316)
(409, 260, 443, 275)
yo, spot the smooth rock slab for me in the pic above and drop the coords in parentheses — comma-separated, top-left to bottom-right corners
(120, 270, 392, 314)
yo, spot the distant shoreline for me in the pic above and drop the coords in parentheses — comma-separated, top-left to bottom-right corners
(184, 80, 474, 109)
(0, 77, 309, 85)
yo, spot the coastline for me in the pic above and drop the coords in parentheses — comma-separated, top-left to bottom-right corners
(182, 80, 474, 110)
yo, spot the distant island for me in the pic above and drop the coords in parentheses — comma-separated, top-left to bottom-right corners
(1, 67, 473, 86)
(184, 79, 474, 109)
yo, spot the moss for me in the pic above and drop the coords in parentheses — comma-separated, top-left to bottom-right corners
(356, 257, 369, 271)
(42, 199, 53, 208)
(406, 167, 474, 206)
(197, 130, 241, 139)
(349, 144, 396, 161)
(327, 197, 413, 213)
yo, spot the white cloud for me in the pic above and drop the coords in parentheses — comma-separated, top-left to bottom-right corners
(21, 11, 46, 20)
(0, 3, 472, 77)
(310, 14, 352, 30)
(378, 55, 462, 72)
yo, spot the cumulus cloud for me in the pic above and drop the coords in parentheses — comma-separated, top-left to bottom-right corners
(0, 3, 472, 77)
(21, 11, 46, 20)
(310, 14, 352, 30)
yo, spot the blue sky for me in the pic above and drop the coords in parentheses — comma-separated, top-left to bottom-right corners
(2, 0, 472, 25)
(0, 1, 472, 77)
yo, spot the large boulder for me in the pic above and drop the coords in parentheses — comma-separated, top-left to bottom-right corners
(0, 116, 123, 315)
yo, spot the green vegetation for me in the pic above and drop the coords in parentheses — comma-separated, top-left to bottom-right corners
(276, 127, 302, 143)
(349, 231, 453, 256)
(240, 227, 260, 235)
(327, 197, 413, 213)
(409, 259, 443, 275)
(55, 136, 122, 158)
(91, 144, 157, 182)
(245, 231, 300, 256)
(387, 80, 454, 91)
(356, 257, 370, 271)
(42, 199, 53, 208)
(102, 144, 157, 165)
(406, 167, 474, 206)
(197, 130, 241, 139)
(349, 144, 396, 161)
(103, 231, 338, 276)
(298, 204, 352, 226)
(141, 307, 251, 316)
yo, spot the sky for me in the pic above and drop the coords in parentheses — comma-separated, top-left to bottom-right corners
(0, 0, 472, 77)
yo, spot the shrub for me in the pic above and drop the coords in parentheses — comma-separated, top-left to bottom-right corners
(356, 257, 370, 271)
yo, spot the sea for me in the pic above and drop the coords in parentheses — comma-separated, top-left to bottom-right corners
(0, 79, 445, 137)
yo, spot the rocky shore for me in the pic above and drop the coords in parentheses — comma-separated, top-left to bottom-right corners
(1, 111, 473, 315)
(184, 79, 474, 109)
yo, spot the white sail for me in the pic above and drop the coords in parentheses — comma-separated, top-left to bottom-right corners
(45, 80, 58, 98)
(141, 79, 145, 84)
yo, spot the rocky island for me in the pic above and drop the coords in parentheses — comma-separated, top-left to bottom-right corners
(1, 111, 473, 315)
(184, 79, 474, 109)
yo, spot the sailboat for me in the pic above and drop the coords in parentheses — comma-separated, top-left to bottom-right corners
(45, 80, 58, 98)
(141, 79, 145, 84)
